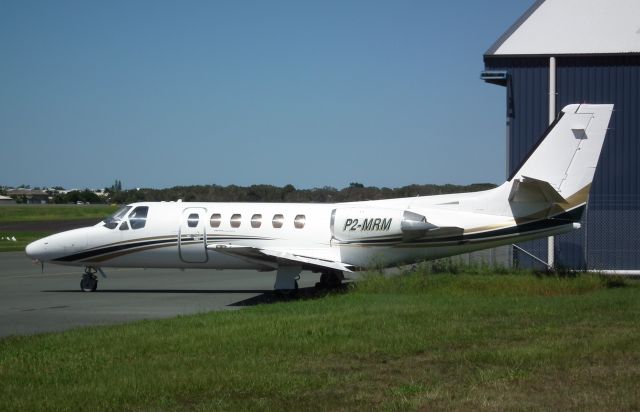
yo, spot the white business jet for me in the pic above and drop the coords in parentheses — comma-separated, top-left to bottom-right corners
(26, 104, 612, 292)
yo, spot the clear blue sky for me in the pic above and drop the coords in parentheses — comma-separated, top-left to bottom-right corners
(1, 0, 532, 190)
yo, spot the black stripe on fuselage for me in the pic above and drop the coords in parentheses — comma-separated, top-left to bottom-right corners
(205, 235, 275, 241)
(52, 234, 276, 263)
(52, 238, 177, 262)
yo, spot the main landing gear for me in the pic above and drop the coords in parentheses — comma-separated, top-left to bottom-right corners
(80, 267, 98, 292)
(274, 266, 301, 294)
(273, 267, 345, 294)
(316, 270, 344, 290)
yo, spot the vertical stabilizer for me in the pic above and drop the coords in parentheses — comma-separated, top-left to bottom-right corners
(511, 104, 613, 199)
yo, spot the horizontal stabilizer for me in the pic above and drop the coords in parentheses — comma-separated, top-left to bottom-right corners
(208, 244, 353, 272)
(509, 176, 567, 204)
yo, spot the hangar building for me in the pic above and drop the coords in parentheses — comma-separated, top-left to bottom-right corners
(482, 0, 640, 272)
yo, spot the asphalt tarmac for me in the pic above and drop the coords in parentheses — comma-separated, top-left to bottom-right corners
(0, 252, 322, 338)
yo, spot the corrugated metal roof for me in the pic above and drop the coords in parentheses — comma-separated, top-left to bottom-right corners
(487, 0, 640, 56)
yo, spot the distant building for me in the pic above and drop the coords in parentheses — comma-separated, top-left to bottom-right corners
(57, 189, 79, 195)
(6, 189, 51, 204)
(0, 195, 16, 204)
(482, 0, 640, 273)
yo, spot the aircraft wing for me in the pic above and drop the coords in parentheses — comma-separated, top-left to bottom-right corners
(259, 249, 354, 272)
(207, 244, 354, 272)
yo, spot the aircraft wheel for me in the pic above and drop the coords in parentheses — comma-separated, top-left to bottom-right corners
(80, 275, 98, 292)
(317, 271, 343, 289)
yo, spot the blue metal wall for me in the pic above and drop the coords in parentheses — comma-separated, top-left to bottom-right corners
(484, 55, 640, 270)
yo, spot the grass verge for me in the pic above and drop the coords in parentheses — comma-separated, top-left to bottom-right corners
(0, 271, 638, 411)
(0, 205, 118, 223)
(0, 232, 51, 252)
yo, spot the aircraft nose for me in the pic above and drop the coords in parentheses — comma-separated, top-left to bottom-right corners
(25, 229, 89, 262)
(25, 238, 46, 260)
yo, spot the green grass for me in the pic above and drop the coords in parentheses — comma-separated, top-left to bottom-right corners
(0, 205, 118, 223)
(0, 232, 50, 252)
(1, 272, 639, 411)
(0, 204, 117, 252)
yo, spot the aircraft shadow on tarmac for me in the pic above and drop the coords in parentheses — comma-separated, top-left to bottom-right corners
(230, 286, 348, 306)
(41, 286, 348, 307)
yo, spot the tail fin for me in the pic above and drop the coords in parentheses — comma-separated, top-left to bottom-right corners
(510, 103, 613, 200)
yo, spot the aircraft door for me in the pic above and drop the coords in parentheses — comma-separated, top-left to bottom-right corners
(179, 208, 208, 263)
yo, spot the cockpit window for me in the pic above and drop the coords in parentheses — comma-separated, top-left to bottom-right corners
(119, 221, 129, 231)
(103, 206, 132, 229)
(129, 206, 149, 229)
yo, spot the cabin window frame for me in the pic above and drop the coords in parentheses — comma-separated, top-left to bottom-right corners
(230, 214, 242, 228)
(272, 214, 284, 228)
(294, 214, 306, 229)
(210, 213, 222, 228)
(187, 213, 200, 228)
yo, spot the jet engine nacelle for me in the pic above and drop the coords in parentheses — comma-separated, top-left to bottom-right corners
(330, 207, 436, 242)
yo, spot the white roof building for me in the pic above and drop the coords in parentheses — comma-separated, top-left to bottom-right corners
(483, 0, 640, 272)
(487, 0, 640, 56)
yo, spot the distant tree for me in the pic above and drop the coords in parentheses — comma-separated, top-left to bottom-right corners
(52, 190, 104, 204)
(110, 179, 123, 193)
(98, 182, 497, 205)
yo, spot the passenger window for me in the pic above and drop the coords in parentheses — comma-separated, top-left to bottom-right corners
(129, 206, 149, 230)
(272, 214, 284, 228)
(251, 214, 262, 228)
(187, 213, 199, 228)
(210, 213, 222, 228)
(230, 214, 242, 228)
(119, 221, 129, 231)
(294, 214, 306, 229)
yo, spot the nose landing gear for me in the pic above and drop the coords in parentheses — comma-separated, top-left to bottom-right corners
(80, 267, 98, 292)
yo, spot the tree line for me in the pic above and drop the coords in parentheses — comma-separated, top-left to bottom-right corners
(106, 182, 497, 204)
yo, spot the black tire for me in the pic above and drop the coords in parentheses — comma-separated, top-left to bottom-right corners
(80, 277, 98, 292)
(318, 271, 343, 289)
